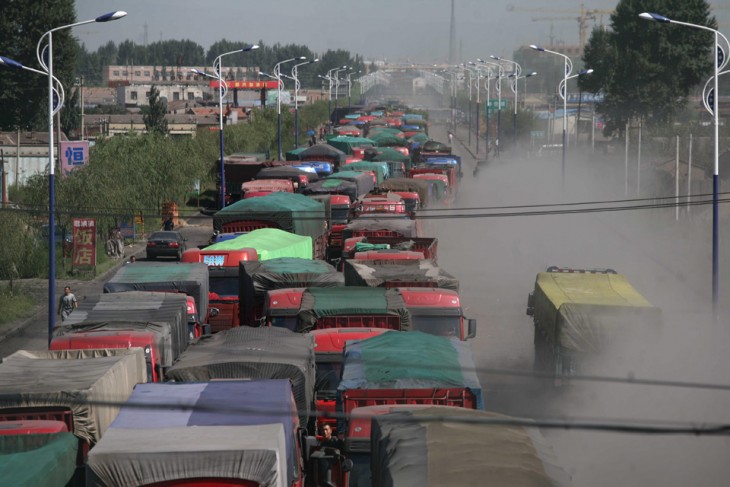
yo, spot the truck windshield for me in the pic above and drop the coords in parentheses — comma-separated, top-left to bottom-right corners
(315, 361, 343, 398)
(209, 276, 238, 297)
(409, 314, 460, 338)
(331, 206, 350, 223)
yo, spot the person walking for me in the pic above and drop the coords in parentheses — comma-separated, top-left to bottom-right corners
(57, 286, 78, 322)
(163, 216, 174, 231)
(113, 227, 124, 259)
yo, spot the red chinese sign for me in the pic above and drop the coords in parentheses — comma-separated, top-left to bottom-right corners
(210, 80, 278, 89)
(72, 218, 97, 269)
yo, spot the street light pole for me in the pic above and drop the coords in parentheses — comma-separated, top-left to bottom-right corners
(25, 11, 127, 346)
(478, 59, 504, 158)
(333, 67, 349, 123)
(213, 45, 259, 208)
(492, 56, 522, 150)
(530, 44, 573, 188)
(289, 58, 319, 148)
(640, 12, 730, 315)
(273, 56, 307, 160)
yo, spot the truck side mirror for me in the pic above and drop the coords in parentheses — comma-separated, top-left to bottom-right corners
(467, 318, 477, 339)
(209, 307, 220, 318)
(342, 458, 354, 473)
(526, 292, 535, 316)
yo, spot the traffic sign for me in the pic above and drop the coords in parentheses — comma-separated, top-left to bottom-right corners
(488, 99, 508, 109)
(530, 130, 545, 138)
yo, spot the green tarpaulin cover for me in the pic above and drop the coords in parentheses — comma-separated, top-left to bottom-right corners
(327, 136, 376, 154)
(408, 133, 430, 143)
(296, 287, 410, 332)
(0, 433, 78, 487)
(369, 147, 410, 163)
(370, 133, 408, 147)
(213, 192, 326, 239)
(206, 228, 313, 260)
(532, 272, 662, 352)
(338, 332, 483, 408)
(343, 161, 389, 184)
(285, 147, 307, 161)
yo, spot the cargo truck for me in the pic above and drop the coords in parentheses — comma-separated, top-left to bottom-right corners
(370, 406, 571, 487)
(166, 327, 316, 427)
(0, 348, 146, 464)
(310, 327, 392, 432)
(380, 177, 432, 209)
(239, 258, 343, 325)
(213, 192, 329, 260)
(103, 261, 210, 337)
(527, 266, 662, 380)
(344, 259, 459, 290)
(265, 287, 475, 340)
(86, 380, 342, 487)
(0, 431, 79, 487)
(183, 229, 313, 331)
(342, 236, 438, 263)
(58, 291, 190, 372)
(242, 178, 295, 198)
(215, 156, 277, 206)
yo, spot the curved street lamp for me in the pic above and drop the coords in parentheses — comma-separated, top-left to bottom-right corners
(24, 10, 127, 345)
(324, 66, 346, 131)
(333, 66, 351, 120)
(291, 58, 319, 148)
(530, 44, 574, 188)
(210, 44, 259, 208)
(478, 59, 505, 158)
(640, 12, 730, 315)
(272, 56, 307, 160)
(493, 55, 524, 150)
(346, 69, 361, 110)
(508, 70, 537, 151)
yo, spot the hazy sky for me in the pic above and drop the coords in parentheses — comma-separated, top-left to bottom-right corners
(75, 1, 730, 65)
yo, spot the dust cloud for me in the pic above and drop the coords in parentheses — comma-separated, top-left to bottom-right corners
(376, 76, 730, 485)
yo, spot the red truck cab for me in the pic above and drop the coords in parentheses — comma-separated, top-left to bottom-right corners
(311, 328, 391, 432)
(50, 331, 162, 382)
(398, 287, 476, 340)
(182, 248, 258, 333)
(389, 191, 420, 216)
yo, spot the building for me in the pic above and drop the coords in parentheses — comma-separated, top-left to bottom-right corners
(0, 131, 69, 186)
(116, 83, 206, 108)
(102, 65, 260, 86)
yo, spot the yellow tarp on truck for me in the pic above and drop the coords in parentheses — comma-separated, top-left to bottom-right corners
(531, 272, 661, 353)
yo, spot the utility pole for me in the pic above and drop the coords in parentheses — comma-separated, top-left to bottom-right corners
(448, 0, 457, 66)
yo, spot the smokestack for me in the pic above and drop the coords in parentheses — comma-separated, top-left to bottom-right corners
(449, 0, 456, 65)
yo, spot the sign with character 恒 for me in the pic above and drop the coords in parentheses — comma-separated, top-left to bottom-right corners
(72, 218, 97, 269)
(61, 141, 89, 177)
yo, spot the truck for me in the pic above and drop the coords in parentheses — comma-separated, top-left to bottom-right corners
(86, 380, 348, 487)
(103, 261, 210, 337)
(336, 331, 484, 473)
(166, 327, 316, 428)
(57, 291, 190, 373)
(324, 170, 375, 199)
(527, 267, 662, 380)
(370, 406, 571, 487)
(380, 177, 432, 209)
(310, 328, 391, 432)
(298, 143, 347, 167)
(0, 430, 79, 487)
(215, 155, 278, 206)
(343, 259, 459, 290)
(352, 194, 407, 219)
(255, 166, 319, 191)
(239, 257, 343, 325)
(265, 286, 475, 340)
(0, 348, 146, 463)
(213, 192, 329, 260)
(341, 218, 420, 241)
(342, 236, 438, 263)
(184, 229, 314, 331)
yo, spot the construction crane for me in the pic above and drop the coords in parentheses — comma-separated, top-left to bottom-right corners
(507, 3, 614, 50)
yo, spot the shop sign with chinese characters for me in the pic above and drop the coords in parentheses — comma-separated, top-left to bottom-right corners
(72, 218, 97, 269)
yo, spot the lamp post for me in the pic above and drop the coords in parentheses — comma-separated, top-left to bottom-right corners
(272, 56, 307, 160)
(0, 11, 127, 346)
(467, 63, 482, 155)
(508, 71, 537, 151)
(640, 12, 730, 315)
(325, 66, 346, 131)
(333, 66, 350, 121)
(347, 70, 360, 110)
(461, 64, 474, 146)
(41, 12, 126, 346)
(212, 45, 258, 207)
(288, 58, 319, 148)
(530, 45, 574, 187)
(492, 55, 523, 150)
(478, 59, 504, 158)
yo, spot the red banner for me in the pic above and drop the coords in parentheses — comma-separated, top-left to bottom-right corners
(72, 218, 97, 269)
(210, 80, 278, 90)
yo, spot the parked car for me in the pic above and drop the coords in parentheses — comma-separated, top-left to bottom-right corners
(146, 231, 187, 260)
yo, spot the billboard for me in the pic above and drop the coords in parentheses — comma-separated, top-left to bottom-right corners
(61, 141, 90, 177)
(72, 218, 97, 269)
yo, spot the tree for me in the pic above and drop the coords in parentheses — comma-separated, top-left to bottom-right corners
(581, 0, 716, 136)
(143, 85, 168, 135)
(0, 0, 78, 131)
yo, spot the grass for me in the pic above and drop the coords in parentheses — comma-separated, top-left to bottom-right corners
(0, 284, 35, 326)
